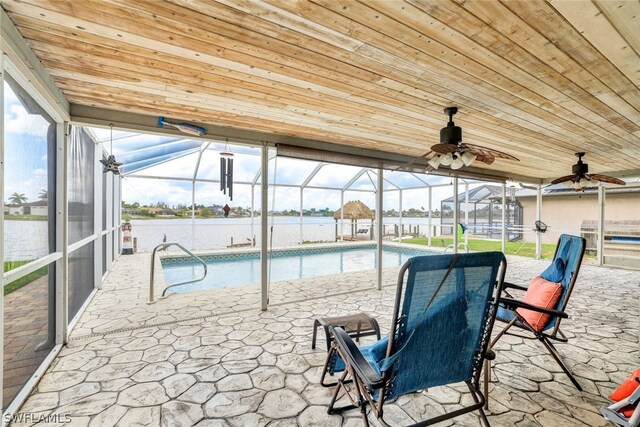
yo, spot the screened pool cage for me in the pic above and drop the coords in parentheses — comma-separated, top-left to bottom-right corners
(93, 127, 518, 253)
(441, 185, 523, 241)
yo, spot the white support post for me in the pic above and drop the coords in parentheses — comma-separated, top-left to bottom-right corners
(535, 184, 542, 260)
(189, 142, 211, 251)
(428, 186, 432, 247)
(94, 134, 103, 289)
(260, 145, 269, 310)
(340, 190, 344, 242)
(250, 184, 255, 242)
(191, 181, 196, 250)
(0, 53, 5, 408)
(299, 188, 303, 244)
(105, 175, 113, 269)
(116, 177, 121, 256)
(56, 122, 69, 343)
(398, 189, 403, 243)
(376, 169, 383, 290)
(597, 184, 605, 266)
(464, 182, 469, 248)
(501, 183, 507, 253)
(453, 178, 459, 253)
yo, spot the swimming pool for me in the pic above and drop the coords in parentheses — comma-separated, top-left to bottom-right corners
(161, 244, 438, 293)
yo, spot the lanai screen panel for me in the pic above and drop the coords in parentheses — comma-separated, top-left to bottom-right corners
(3, 72, 57, 409)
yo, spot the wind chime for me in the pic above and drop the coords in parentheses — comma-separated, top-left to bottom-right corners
(100, 123, 122, 175)
(220, 140, 234, 217)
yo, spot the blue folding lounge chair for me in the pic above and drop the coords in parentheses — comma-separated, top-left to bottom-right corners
(325, 252, 507, 426)
(487, 234, 586, 398)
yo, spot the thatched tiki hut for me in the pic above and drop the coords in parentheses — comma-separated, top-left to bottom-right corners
(333, 200, 375, 241)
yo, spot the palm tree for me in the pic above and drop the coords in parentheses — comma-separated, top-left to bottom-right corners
(8, 192, 27, 205)
(39, 189, 48, 200)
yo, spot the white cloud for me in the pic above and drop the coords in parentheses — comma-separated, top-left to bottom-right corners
(4, 104, 51, 137)
(5, 177, 47, 204)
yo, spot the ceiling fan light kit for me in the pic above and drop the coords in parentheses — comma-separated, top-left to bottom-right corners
(461, 151, 477, 166)
(551, 152, 626, 191)
(439, 152, 454, 166)
(427, 156, 441, 169)
(394, 106, 519, 173)
(450, 154, 464, 170)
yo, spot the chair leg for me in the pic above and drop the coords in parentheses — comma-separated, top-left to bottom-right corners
(478, 407, 490, 427)
(359, 390, 371, 427)
(320, 346, 335, 387)
(327, 369, 350, 414)
(466, 382, 490, 427)
(312, 319, 319, 349)
(539, 336, 582, 391)
(484, 359, 490, 410)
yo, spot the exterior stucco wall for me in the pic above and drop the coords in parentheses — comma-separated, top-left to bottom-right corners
(520, 193, 640, 245)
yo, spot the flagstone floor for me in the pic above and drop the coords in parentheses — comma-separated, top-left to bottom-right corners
(9, 250, 640, 426)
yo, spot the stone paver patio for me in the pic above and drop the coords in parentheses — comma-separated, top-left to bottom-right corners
(9, 248, 639, 426)
(4, 275, 54, 409)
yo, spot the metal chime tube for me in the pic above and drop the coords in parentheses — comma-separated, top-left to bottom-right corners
(220, 157, 226, 191)
(227, 158, 234, 201)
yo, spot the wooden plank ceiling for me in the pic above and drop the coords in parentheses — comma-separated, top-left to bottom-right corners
(3, 0, 640, 180)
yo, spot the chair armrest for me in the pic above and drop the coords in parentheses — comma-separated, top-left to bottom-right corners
(330, 326, 385, 390)
(500, 297, 569, 319)
(503, 281, 528, 291)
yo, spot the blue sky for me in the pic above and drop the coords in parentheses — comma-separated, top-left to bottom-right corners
(1, 102, 472, 211)
(105, 129, 462, 210)
(3, 81, 51, 204)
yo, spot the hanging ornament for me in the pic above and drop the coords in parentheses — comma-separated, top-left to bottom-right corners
(100, 123, 123, 175)
(223, 204, 231, 218)
(157, 116, 206, 136)
(220, 139, 234, 201)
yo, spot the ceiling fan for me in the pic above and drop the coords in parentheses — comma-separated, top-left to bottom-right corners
(397, 107, 519, 171)
(550, 152, 626, 191)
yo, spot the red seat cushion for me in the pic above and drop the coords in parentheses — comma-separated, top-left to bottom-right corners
(516, 276, 563, 332)
(609, 369, 640, 419)
(611, 368, 640, 401)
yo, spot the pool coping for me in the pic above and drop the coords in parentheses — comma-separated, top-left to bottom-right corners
(159, 240, 446, 264)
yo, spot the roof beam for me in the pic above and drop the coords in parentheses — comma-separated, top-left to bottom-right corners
(120, 148, 201, 176)
(70, 104, 542, 185)
(343, 169, 368, 191)
(301, 163, 326, 188)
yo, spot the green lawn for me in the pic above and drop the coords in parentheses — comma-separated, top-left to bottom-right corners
(403, 237, 559, 259)
(3, 260, 49, 295)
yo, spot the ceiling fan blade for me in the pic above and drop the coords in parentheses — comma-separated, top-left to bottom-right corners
(475, 155, 495, 165)
(550, 174, 576, 185)
(588, 174, 626, 186)
(461, 145, 495, 165)
(465, 143, 520, 161)
(393, 151, 433, 172)
(430, 143, 457, 154)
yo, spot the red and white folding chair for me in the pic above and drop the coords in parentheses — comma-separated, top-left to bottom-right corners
(601, 369, 640, 427)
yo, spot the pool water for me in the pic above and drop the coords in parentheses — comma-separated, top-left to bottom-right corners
(161, 244, 437, 293)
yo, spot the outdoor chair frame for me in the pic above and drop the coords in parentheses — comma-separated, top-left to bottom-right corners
(324, 252, 507, 426)
(485, 234, 586, 404)
(601, 382, 640, 427)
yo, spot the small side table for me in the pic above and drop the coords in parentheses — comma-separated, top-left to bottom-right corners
(312, 312, 381, 351)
